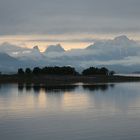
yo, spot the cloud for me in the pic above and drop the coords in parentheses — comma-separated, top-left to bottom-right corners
(0, 35, 140, 73)
(0, 0, 140, 35)
(0, 42, 31, 57)
(25, 38, 100, 43)
(40, 35, 140, 72)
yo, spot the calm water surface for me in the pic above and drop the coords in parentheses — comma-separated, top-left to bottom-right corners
(0, 83, 140, 140)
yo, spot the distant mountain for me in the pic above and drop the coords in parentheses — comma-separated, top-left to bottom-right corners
(0, 52, 47, 73)
(30, 46, 44, 59)
(17, 46, 47, 68)
(114, 35, 131, 42)
(32, 46, 40, 53)
(0, 35, 140, 73)
(43, 35, 140, 73)
(0, 42, 30, 57)
(0, 52, 17, 62)
(86, 35, 139, 60)
(87, 35, 134, 50)
(44, 44, 65, 53)
(0, 52, 21, 73)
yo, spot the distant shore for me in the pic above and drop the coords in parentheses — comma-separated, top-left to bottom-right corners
(0, 75, 140, 85)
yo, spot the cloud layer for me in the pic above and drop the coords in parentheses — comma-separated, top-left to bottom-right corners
(0, 35, 140, 73)
(0, 0, 140, 36)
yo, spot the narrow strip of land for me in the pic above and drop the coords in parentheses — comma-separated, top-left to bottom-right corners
(0, 75, 140, 85)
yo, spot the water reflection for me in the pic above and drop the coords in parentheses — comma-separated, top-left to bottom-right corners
(1, 83, 140, 140)
(18, 84, 24, 91)
(18, 84, 78, 93)
(18, 83, 115, 94)
(83, 84, 115, 91)
(14, 83, 140, 113)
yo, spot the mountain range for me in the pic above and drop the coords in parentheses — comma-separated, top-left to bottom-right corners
(0, 35, 140, 73)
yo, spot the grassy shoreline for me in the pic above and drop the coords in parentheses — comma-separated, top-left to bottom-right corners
(0, 75, 140, 85)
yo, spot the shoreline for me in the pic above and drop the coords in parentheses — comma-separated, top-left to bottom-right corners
(0, 75, 140, 85)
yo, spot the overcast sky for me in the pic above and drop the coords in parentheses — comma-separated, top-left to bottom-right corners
(0, 0, 140, 50)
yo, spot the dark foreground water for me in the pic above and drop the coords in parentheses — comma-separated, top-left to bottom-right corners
(0, 83, 140, 140)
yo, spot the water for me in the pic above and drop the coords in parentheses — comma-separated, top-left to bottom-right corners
(115, 73, 140, 77)
(0, 83, 140, 140)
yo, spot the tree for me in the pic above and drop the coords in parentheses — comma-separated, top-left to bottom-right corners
(100, 67, 109, 75)
(82, 67, 111, 76)
(25, 68, 32, 75)
(109, 71, 115, 76)
(18, 68, 24, 75)
(82, 67, 98, 76)
(40, 66, 79, 75)
(33, 67, 41, 75)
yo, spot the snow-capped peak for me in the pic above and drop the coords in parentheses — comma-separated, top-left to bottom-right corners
(114, 35, 130, 43)
(45, 44, 65, 53)
(32, 46, 40, 52)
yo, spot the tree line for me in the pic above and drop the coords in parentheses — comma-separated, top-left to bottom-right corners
(82, 67, 115, 76)
(18, 66, 115, 76)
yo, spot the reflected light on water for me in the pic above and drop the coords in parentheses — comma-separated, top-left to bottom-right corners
(1, 83, 140, 140)
(62, 91, 90, 111)
(37, 89, 47, 109)
(0, 83, 140, 117)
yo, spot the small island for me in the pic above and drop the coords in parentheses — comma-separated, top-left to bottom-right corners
(0, 66, 140, 85)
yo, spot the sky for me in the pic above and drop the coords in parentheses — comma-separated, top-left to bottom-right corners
(0, 0, 140, 50)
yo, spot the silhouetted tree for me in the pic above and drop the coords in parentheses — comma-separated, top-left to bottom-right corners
(82, 67, 111, 76)
(33, 67, 41, 75)
(109, 71, 115, 76)
(40, 66, 78, 75)
(82, 67, 97, 76)
(25, 68, 32, 75)
(17, 66, 79, 76)
(18, 68, 24, 75)
(100, 67, 109, 75)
